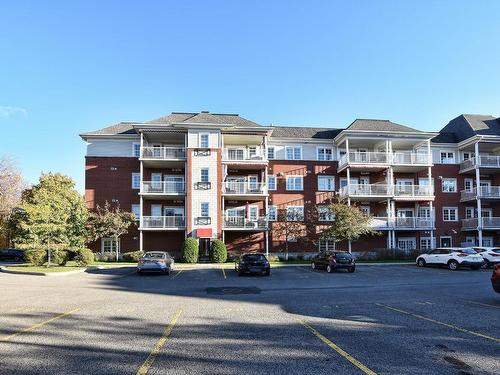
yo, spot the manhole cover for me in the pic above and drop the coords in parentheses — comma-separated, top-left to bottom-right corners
(206, 287, 261, 295)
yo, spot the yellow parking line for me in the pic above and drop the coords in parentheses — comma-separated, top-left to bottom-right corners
(376, 303, 500, 343)
(137, 309, 182, 375)
(170, 269, 183, 279)
(296, 317, 377, 375)
(0, 308, 81, 342)
(221, 267, 227, 279)
(465, 300, 500, 310)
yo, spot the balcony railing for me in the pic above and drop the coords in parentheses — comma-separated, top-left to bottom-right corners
(340, 183, 392, 197)
(461, 186, 500, 201)
(393, 185, 434, 197)
(392, 152, 431, 165)
(222, 182, 266, 195)
(395, 217, 434, 229)
(223, 216, 268, 229)
(370, 217, 391, 229)
(223, 149, 266, 162)
(141, 181, 185, 194)
(141, 216, 185, 228)
(460, 156, 500, 171)
(339, 152, 432, 168)
(141, 146, 186, 160)
(462, 217, 500, 230)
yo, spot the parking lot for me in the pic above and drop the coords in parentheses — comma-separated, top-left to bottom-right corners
(0, 264, 498, 375)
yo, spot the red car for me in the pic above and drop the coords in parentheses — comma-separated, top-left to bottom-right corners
(492, 264, 500, 293)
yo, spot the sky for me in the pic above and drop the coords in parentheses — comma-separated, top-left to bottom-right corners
(1, 0, 499, 193)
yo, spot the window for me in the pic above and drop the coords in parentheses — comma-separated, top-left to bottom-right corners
(319, 239, 335, 252)
(286, 176, 303, 191)
(248, 146, 257, 158)
(464, 178, 473, 191)
(397, 237, 416, 251)
(200, 168, 209, 182)
(420, 237, 432, 250)
(132, 173, 141, 189)
(442, 207, 458, 221)
(102, 238, 119, 253)
(132, 143, 141, 157)
(268, 175, 277, 190)
(286, 206, 304, 221)
(440, 151, 455, 164)
(268, 206, 277, 221)
(200, 202, 209, 217)
(360, 206, 370, 215)
(317, 147, 333, 161)
(440, 236, 452, 247)
(317, 206, 334, 221)
(318, 176, 335, 191)
(248, 206, 259, 221)
(465, 207, 474, 219)
(131, 204, 140, 220)
(267, 146, 275, 160)
(441, 178, 457, 193)
(199, 133, 209, 148)
(339, 178, 348, 189)
(463, 152, 474, 161)
(285, 146, 302, 160)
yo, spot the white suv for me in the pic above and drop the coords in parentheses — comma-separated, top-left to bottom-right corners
(416, 247, 484, 271)
(472, 247, 500, 268)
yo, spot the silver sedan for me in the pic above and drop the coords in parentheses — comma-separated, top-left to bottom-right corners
(137, 251, 174, 275)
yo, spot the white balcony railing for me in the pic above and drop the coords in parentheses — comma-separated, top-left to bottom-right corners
(461, 186, 500, 201)
(339, 151, 432, 168)
(460, 156, 500, 171)
(392, 152, 431, 165)
(141, 146, 185, 160)
(141, 216, 185, 228)
(223, 216, 268, 229)
(395, 217, 434, 229)
(141, 181, 185, 194)
(463, 217, 500, 230)
(222, 181, 266, 195)
(223, 149, 266, 161)
(393, 185, 434, 197)
(340, 184, 392, 197)
(370, 217, 391, 229)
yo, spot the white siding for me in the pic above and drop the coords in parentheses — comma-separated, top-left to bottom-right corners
(269, 142, 336, 161)
(431, 147, 458, 164)
(86, 139, 138, 157)
(187, 129, 220, 148)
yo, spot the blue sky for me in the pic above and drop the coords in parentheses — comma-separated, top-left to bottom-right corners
(1, 0, 499, 192)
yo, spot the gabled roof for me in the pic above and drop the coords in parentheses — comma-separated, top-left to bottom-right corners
(80, 122, 137, 136)
(432, 114, 500, 143)
(345, 119, 423, 133)
(270, 126, 342, 140)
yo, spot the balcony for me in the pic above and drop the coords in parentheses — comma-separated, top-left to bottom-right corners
(140, 181, 185, 199)
(462, 217, 500, 231)
(223, 217, 268, 230)
(461, 186, 500, 201)
(391, 152, 432, 172)
(370, 217, 391, 230)
(140, 216, 185, 230)
(393, 185, 434, 200)
(140, 146, 186, 167)
(460, 155, 500, 173)
(338, 151, 432, 172)
(222, 182, 267, 199)
(394, 217, 434, 230)
(222, 149, 267, 167)
(339, 183, 392, 200)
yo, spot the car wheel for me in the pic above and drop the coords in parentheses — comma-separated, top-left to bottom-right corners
(326, 265, 332, 273)
(417, 258, 426, 267)
(311, 262, 316, 270)
(348, 266, 355, 273)
(448, 260, 459, 271)
(481, 260, 490, 269)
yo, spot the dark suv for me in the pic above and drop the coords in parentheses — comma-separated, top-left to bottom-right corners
(0, 249, 25, 262)
(236, 253, 271, 276)
(311, 251, 355, 273)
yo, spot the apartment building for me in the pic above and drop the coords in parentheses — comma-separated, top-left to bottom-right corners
(80, 111, 500, 256)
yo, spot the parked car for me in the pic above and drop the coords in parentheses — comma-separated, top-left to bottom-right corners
(137, 251, 174, 275)
(416, 247, 484, 270)
(492, 264, 500, 293)
(311, 251, 355, 273)
(235, 253, 270, 276)
(0, 248, 24, 262)
(472, 247, 500, 268)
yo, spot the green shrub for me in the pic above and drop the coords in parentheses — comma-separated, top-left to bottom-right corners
(122, 250, 144, 262)
(267, 255, 279, 262)
(181, 237, 199, 263)
(51, 250, 69, 266)
(74, 248, 95, 266)
(210, 240, 227, 263)
(24, 249, 47, 266)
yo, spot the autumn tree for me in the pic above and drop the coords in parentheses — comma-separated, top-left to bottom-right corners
(271, 207, 308, 260)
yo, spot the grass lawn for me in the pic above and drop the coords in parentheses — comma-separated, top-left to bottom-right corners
(4, 264, 85, 273)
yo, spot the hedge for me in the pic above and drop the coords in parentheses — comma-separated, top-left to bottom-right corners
(210, 240, 227, 263)
(51, 250, 69, 266)
(122, 250, 144, 263)
(24, 249, 47, 266)
(74, 248, 95, 266)
(182, 238, 199, 263)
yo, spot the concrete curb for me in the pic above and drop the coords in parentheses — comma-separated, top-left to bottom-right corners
(0, 265, 87, 277)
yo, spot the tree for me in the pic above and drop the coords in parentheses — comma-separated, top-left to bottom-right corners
(86, 201, 135, 261)
(271, 208, 307, 260)
(12, 173, 87, 266)
(318, 199, 379, 250)
(0, 156, 25, 247)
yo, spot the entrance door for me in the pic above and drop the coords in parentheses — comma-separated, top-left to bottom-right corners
(164, 175, 184, 193)
(199, 238, 211, 258)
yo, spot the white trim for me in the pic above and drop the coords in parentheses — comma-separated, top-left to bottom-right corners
(317, 175, 335, 191)
(286, 175, 304, 191)
(286, 206, 304, 221)
(268, 175, 277, 191)
(131, 172, 141, 189)
(268, 205, 277, 221)
(199, 133, 210, 148)
(442, 207, 458, 222)
(285, 145, 303, 160)
(441, 178, 457, 193)
(316, 146, 333, 161)
(132, 142, 141, 157)
(440, 236, 452, 247)
(439, 150, 456, 164)
(247, 205, 259, 221)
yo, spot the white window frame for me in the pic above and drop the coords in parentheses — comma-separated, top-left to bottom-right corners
(248, 205, 259, 221)
(151, 204, 162, 216)
(440, 151, 455, 164)
(268, 205, 277, 221)
(318, 239, 335, 252)
(360, 206, 370, 215)
(199, 133, 209, 148)
(200, 168, 209, 182)
(420, 237, 432, 250)
(131, 173, 141, 189)
(285, 146, 302, 160)
(286, 206, 304, 221)
(101, 238, 119, 254)
(268, 175, 277, 191)
(465, 207, 475, 219)
(317, 206, 334, 222)
(317, 147, 333, 161)
(441, 178, 457, 193)
(248, 146, 257, 158)
(397, 237, 416, 251)
(462, 151, 474, 161)
(440, 236, 452, 247)
(286, 176, 304, 191)
(132, 142, 141, 158)
(200, 202, 210, 217)
(131, 204, 140, 220)
(464, 178, 473, 192)
(442, 207, 458, 222)
(318, 175, 335, 191)
(267, 146, 275, 160)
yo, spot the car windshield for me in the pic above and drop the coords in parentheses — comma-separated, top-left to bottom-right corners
(334, 252, 352, 258)
(144, 252, 165, 259)
(453, 248, 476, 254)
(492, 249, 500, 254)
(242, 254, 266, 262)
